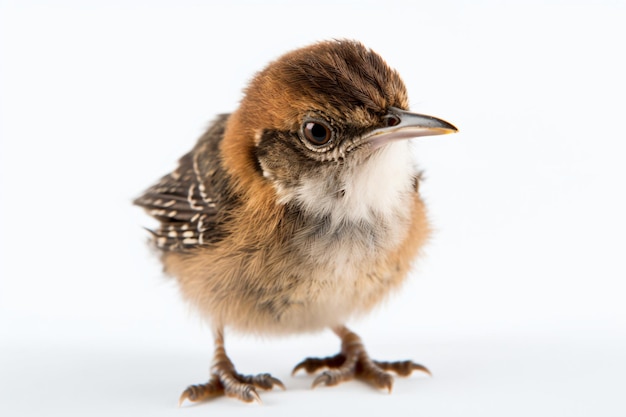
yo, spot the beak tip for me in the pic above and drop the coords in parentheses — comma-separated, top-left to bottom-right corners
(439, 119, 458, 134)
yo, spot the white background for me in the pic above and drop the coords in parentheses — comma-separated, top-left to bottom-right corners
(1, 1, 625, 416)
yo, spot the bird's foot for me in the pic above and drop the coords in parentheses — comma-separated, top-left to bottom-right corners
(179, 355, 284, 405)
(292, 327, 430, 392)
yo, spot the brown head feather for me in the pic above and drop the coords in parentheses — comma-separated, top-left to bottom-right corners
(221, 39, 409, 202)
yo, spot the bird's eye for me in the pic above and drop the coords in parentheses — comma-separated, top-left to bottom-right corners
(303, 121, 332, 146)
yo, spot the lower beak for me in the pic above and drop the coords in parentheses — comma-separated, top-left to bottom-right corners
(364, 107, 458, 149)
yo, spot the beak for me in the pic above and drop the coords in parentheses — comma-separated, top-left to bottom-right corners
(364, 106, 458, 149)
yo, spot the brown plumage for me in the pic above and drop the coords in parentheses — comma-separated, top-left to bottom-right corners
(134, 39, 457, 404)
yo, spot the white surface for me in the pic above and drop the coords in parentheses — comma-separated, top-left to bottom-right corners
(1, 1, 625, 416)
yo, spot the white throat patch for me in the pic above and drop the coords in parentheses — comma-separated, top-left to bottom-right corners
(281, 141, 416, 224)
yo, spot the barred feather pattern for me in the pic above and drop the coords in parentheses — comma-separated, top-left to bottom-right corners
(134, 114, 234, 251)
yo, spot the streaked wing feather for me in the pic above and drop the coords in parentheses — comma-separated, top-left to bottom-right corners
(134, 114, 230, 251)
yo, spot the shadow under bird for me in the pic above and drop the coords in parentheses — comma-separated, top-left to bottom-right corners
(134, 39, 457, 404)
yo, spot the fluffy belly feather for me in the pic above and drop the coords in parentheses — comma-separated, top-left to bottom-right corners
(166, 141, 427, 335)
(167, 194, 426, 335)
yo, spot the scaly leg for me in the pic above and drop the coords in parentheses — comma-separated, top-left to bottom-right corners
(293, 325, 430, 392)
(179, 329, 284, 405)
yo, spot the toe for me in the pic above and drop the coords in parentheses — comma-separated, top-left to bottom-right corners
(223, 382, 262, 404)
(178, 378, 224, 406)
(242, 373, 286, 391)
(311, 371, 333, 389)
(292, 354, 346, 375)
(368, 370, 394, 393)
(311, 368, 356, 389)
(373, 360, 431, 377)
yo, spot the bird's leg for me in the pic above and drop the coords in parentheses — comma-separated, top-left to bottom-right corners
(179, 329, 284, 405)
(293, 325, 430, 392)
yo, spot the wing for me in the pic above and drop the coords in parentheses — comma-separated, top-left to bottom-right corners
(134, 114, 233, 252)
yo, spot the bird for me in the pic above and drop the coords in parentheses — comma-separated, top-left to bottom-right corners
(134, 39, 457, 405)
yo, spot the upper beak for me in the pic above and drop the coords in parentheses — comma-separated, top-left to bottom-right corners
(364, 106, 458, 149)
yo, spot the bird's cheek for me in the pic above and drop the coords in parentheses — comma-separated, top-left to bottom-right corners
(257, 158, 277, 182)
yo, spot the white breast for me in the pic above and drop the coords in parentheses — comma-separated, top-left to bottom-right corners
(285, 141, 417, 273)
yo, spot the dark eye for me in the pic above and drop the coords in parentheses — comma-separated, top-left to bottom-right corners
(303, 121, 332, 146)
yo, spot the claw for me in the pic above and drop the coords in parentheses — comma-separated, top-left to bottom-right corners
(291, 362, 306, 376)
(179, 387, 193, 406)
(373, 360, 432, 377)
(292, 354, 346, 375)
(270, 376, 286, 391)
(178, 392, 188, 408)
(258, 373, 285, 390)
(241, 373, 285, 391)
(178, 380, 223, 406)
(248, 388, 262, 405)
(382, 379, 393, 394)
(311, 371, 332, 389)
(225, 381, 264, 404)
(372, 371, 394, 392)
(412, 363, 432, 376)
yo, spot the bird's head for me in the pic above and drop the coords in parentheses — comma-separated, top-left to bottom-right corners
(221, 40, 457, 213)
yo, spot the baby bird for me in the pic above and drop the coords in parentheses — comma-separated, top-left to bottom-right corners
(134, 39, 457, 404)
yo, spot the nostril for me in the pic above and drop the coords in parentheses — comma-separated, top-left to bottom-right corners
(384, 114, 401, 127)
